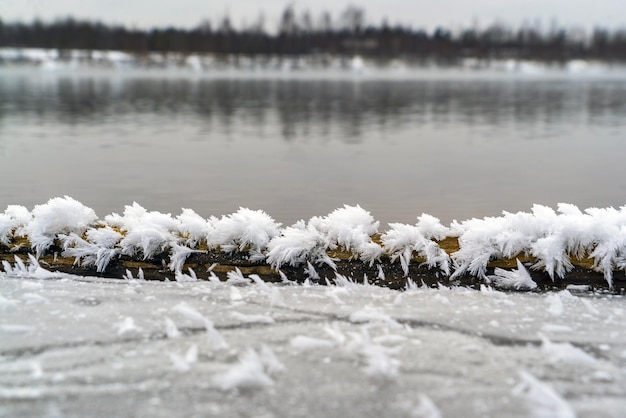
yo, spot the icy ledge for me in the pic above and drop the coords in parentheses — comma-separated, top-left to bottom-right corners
(1, 196, 626, 289)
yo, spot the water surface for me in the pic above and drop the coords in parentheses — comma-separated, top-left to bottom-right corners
(1, 67, 626, 226)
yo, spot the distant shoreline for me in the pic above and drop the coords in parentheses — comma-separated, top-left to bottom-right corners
(1, 16, 625, 63)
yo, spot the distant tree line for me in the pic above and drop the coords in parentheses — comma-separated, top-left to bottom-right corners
(1, 5, 625, 62)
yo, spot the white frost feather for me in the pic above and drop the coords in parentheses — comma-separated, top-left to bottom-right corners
(489, 259, 537, 290)
(60, 227, 123, 272)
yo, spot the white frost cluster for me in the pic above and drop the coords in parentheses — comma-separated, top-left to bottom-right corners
(0, 205, 31, 246)
(381, 214, 450, 276)
(1, 198, 626, 287)
(267, 205, 383, 269)
(207, 207, 282, 257)
(451, 203, 626, 287)
(24, 197, 98, 257)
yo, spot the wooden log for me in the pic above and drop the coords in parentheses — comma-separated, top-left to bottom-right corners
(1, 236, 624, 292)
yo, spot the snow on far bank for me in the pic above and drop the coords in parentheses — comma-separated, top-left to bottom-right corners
(1, 197, 626, 288)
(3, 48, 626, 80)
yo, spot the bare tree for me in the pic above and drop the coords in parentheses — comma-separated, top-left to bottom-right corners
(341, 5, 365, 33)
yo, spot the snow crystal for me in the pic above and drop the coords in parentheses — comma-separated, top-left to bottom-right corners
(451, 203, 626, 286)
(207, 207, 281, 254)
(540, 324, 573, 333)
(539, 334, 597, 365)
(249, 273, 285, 307)
(230, 311, 275, 324)
(266, 221, 335, 269)
(23, 196, 98, 257)
(290, 335, 335, 350)
(349, 307, 403, 329)
(580, 298, 600, 316)
(513, 371, 576, 418)
(402, 394, 442, 418)
(323, 323, 348, 345)
(169, 344, 198, 372)
(60, 227, 123, 272)
(105, 202, 179, 260)
(30, 361, 44, 379)
(172, 303, 228, 350)
(175, 267, 199, 282)
(169, 244, 203, 273)
(116, 317, 142, 336)
(225, 268, 250, 286)
(229, 286, 244, 302)
(267, 205, 382, 269)
(546, 293, 564, 316)
(2, 254, 63, 279)
(211, 348, 275, 391)
(309, 204, 383, 264)
(21, 293, 49, 305)
(259, 345, 285, 375)
(344, 327, 400, 380)
(381, 217, 450, 276)
(0, 205, 31, 245)
(164, 317, 182, 339)
(176, 208, 210, 247)
(3, 198, 626, 288)
(489, 259, 537, 290)
(304, 261, 320, 281)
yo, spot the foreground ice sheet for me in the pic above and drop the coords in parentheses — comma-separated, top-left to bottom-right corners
(1, 273, 625, 417)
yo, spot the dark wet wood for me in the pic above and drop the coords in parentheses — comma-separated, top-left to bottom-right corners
(1, 239, 624, 292)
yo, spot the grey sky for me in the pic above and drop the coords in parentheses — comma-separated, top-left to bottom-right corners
(1, 0, 624, 32)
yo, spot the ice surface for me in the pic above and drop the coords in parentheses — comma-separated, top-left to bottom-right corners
(1, 269, 625, 417)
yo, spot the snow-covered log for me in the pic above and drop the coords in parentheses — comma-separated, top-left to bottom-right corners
(1, 197, 625, 292)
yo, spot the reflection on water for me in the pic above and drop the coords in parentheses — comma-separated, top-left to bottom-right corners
(1, 69, 626, 226)
(3, 74, 626, 140)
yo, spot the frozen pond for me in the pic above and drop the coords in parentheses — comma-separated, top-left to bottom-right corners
(1, 274, 625, 417)
(1, 67, 626, 226)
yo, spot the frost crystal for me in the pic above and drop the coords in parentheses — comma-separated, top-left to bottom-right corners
(3, 198, 626, 288)
(207, 207, 281, 253)
(381, 214, 451, 276)
(489, 259, 537, 290)
(211, 349, 275, 391)
(267, 205, 382, 269)
(24, 196, 98, 257)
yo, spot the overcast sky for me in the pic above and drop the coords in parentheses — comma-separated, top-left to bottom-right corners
(1, 0, 625, 32)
